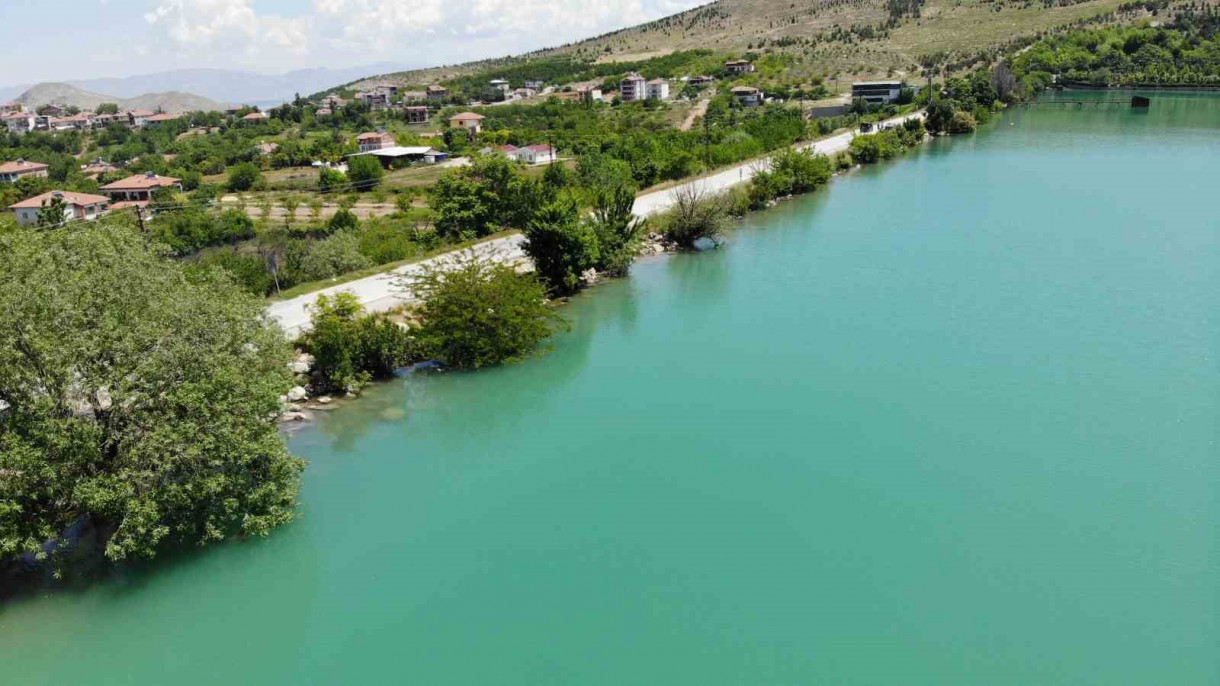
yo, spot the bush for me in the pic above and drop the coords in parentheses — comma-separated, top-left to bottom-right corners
(356, 218, 423, 265)
(297, 232, 374, 282)
(227, 162, 263, 192)
(303, 293, 416, 392)
(318, 167, 347, 192)
(347, 155, 384, 191)
(589, 180, 646, 277)
(522, 194, 600, 295)
(410, 252, 566, 369)
(188, 250, 275, 296)
(327, 208, 360, 234)
(661, 185, 728, 248)
(950, 110, 979, 133)
(152, 208, 255, 254)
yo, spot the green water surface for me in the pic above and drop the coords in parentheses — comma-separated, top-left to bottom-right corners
(2, 94, 1217, 685)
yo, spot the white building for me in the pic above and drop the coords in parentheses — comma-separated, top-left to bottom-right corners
(8, 190, 110, 227)
(646, 79, 669, 101)
(1, 111, 36, 133)
(620, 72, 646, 102)
(851, 81, 905, 105)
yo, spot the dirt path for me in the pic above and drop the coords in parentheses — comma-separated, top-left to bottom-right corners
(679, 97, 711, 131)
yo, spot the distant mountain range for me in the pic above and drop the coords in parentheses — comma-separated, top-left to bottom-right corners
(0, 64, 414, 109)
(12, 83, 223, 114)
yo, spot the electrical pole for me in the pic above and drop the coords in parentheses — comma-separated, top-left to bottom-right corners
(134, 205, 146, 233)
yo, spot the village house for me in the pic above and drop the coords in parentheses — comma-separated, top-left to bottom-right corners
(0, 101, 23, 114)
(401, 90, 426, 102)
(350, 146, 448, 167)
(488, 79, 511, 95)
(241, 111, 269, 124)
(319, 95, 346, 110)
(8, 190, 110, 227)
(646, 79, 670, 101)
(524, 79, 544, 90)
(356, 131, 396, 153)
(144, 112, 180, 126)
(100, 171, 182, 203)
(426, 85, 449, 101)
(688, 75, 715, 86)
(80, 159, 120, 180)
(315, 107, 332, 118)
(39, 103, 68, 117)
(512, 87, 536, 100)
(92, 112, 128, 128)
(577, 86, 604, 104)
(255, 142, 280, 155)
(851, 81, 906, 105)
(128, 110, 156, 127)
(448, 112, 485, 134)
(355, 91, 391, 111)
(404, 106, 429, 124)
(576, 86, 604, 104)
(619, 72, 646, 102)
(514, 144, 556, 165)
(2, 111, 36, 133)
(731, 85, 763, 107)
(0, 159, 50, 183)
(725, 59, 755, 74)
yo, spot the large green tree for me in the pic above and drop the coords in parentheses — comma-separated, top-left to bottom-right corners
(522, 194, 600, 295)
(0, 220, 303, 567)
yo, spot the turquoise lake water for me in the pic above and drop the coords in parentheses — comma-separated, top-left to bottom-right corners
(1, 94, 1217, 685)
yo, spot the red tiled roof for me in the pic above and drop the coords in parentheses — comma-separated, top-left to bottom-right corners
(100, 173, 182, 191)
(242, 112, 268, 120)
(145, 113, 179, 122)
(526, 144, 554, 152)
(129, 110, 156, 117)
(9, 190, 109, 210)
(449, 112, 485, 121)
(356, 131, 394, 141)
(0, 159, 49, 174)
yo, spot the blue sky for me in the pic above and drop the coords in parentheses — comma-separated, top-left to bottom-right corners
(2, 0, 706, 85)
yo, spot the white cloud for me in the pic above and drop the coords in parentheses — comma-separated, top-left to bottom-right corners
(139, 0, 704, 73)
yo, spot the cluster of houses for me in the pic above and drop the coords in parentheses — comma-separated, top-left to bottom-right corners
(317, 82, 453, 122)
(0, 99, 278, 135)
(349, 129, 448, 166)
(4, 166, 183, 226)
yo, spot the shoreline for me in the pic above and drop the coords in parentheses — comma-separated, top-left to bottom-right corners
(267, 110, 925, 337)
(277, 111, 933, 425)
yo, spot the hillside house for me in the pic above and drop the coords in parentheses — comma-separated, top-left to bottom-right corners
(2, 111, 36, 133)
(404, 106, 429, 124)
(356, 131, 396, 153)
(240, 111, 269, 124)
(255, 142, 280, 155)
(92, 112, 127, 128)
(350, 146, 447, 167)
(144, 112, 180, 126)
(355, 91, 391, 111)
(401, 90, 426, 102)
(489, 79, 510, 94)
(100, 172, 182, 203)
(0, 159, 50, 183)
(619, 72, 646, 102)
(320, 95, 346, 110)
(725, 60, 755, 74)
(688, 75, 715, 86)
(577, 86, 603, 103)
(646, 79, 670, 101)
(512, 88, 536, 100)
(39, 104, 67, 117)
(426, 85, 449, 101)
(128, 110, 155, 127)
(448, 111, 485, 134)
(80, 159, 120, 179)
(731, 85, 763, 107)
(8, 190, 110, 227)
(315, 107, 332, 118)
(515, 144, 556, 165)
(524, 79, 544, 90)
(851, 81, 905, 105)
(0, 101, 23, 114)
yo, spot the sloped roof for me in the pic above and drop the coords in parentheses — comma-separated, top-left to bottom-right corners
(9, 190, 109, 209)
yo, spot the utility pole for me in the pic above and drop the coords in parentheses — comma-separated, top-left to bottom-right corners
(134, 205, 146, 233)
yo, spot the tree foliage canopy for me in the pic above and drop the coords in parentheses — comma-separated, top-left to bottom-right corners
(0, 221, 303, 567)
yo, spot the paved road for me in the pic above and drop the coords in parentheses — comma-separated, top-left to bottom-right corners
(268, 111, 923, 335)
(632, 110, 924, 216)
(267, 234, 528, 336)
